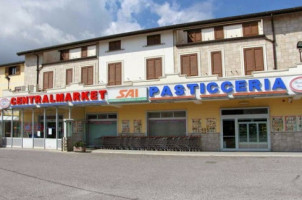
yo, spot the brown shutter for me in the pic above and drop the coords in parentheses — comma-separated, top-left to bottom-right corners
(155, 58, 162, 78)
(254, 47, 264, 71)
(181, 55, 190, 75)
(108, 64, 115, 85)
(81, 47, 87, 58)
(147, 59, 155, 80)
(243, 21, 259, 37)
(195, 31, 201, 42)
(16, 66, 21, 75)
(87, 66, 93, 85)
(109, 40, 121, 51)
(66, 69, 73, 85)
(81, 67, 88, 84)
(190, 54, 198, 76)
(214, 26, 224, 40)
(115, 63, 122, 85)
(244, 48, 256, 75)
(48, 71, 53, 89)
(5, 67, 9, 76)
(211, 51, 223, 77)
(147, 35, 161, 46)
(43, 72, 49, 90)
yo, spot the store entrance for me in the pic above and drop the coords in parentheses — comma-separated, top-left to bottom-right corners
(221, 108, 269, 151)
(86, 113, 117, 148)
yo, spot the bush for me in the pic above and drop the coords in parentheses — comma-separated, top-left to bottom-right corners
(74, 141, 86, 148)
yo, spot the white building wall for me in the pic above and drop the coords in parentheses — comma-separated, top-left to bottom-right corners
(98, 30, 174, 85)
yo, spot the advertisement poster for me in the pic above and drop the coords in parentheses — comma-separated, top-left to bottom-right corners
(206, 118, 216, 133)
(271, 116, 284, 132)
(285, 116, 297, 132)
(133, 120, 142, 133)
(192, 119, 202, 133)
(122, 120, 130, 133)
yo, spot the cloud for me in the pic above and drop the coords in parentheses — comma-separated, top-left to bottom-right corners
(153, 0, 215, 26)
(0, 0, 215, 64)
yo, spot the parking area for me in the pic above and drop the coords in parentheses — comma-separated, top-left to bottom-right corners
(0, 149, 302, 200)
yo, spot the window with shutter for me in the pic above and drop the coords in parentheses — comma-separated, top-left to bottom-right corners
(243, 21, 259, 37)
(108, 62, 122, 86)
(146, 58, 162, 80)
(244, 47, 264, 75)
(147, 34, 161, 46)
(81, 46, 88, 58)
(43, 71, 53, 90)
(81, 66, 93, 85)
(211, 51, 223, 77)
(181, 54, 198, 76)
(214, 26, 224, 40)
(187, 29, 201, 43)
(109, 40, 121, 51)
(60, 50, 69, 61)
(66, 69, 73, 85)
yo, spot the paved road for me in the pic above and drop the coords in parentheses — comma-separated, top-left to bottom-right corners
(0, 149, 302, 200)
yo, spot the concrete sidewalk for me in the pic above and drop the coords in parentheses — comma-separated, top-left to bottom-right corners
(90, 149, 302, 157)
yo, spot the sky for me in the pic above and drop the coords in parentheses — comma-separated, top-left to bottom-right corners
(0, 0, 301, 64)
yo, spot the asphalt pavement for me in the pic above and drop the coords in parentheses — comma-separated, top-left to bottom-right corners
(0, 149, 302, 200)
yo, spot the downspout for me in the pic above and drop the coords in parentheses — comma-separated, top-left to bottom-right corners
(35, 54, 39, 90)
(271, 14, 278, 70)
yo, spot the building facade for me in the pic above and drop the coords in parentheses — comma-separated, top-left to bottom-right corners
(1, 7, 302, 151)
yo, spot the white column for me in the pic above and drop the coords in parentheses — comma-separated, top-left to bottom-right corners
(44, 108, 46, 149)
(56, 107, 58, 150)
(10, 109, 13, 147)
(32, 109, 34, 148)
(21, 109, 24, 148)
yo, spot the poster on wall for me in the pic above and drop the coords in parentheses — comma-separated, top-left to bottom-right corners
(272, 116, 284, 132)
(206, 118, 216, 133)
(122, 120, 130, 133)
(285, 116, 297, 132)
(192, 119, 202, 133)
(133, 120, 142, 133)
(297, 116, 302, 131)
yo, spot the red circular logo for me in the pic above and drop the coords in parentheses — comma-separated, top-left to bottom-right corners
(290, 76, 302, 93)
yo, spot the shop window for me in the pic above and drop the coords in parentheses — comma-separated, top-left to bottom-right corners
(81, 66, 93, 85)
(108, 62, 122, 86)
(109, 40, 121, 51)
(221, 108, 268, 115)
(181, 54, 198, 76)
(211, 51, 223, 77)
(147, 34, 161, 46)
(242, 21, 259, 37)
(66, 69, 73, 85)
(146, 57, 162, 80)
(87, 115, 97, 120)
(187, 29, 201, 43)
(43, 71, 54, 90)
(244, 47, 264, 75)
(87, 113, 117, 120)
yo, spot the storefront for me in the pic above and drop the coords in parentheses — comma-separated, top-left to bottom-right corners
(0, 75, 301, 151)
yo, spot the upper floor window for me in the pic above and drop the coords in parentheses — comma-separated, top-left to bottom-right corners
(147, 34, 161, 46)
(108, 62, 122, 86)
(43, 71, 54, 90)
(146, 57, 162, 80)
(244, 47, 264, 75)
(214, 26, 224, 40)
(242, 21, 259, 37)
(181, 54, 198, 76)
(211, 51, 223, 77)
(5, 66, 20, 76)
(66, 69, 73, 85)
(81, 66, 93, 85)
(109, 40, 121, 51)
(187, 29, 201, 43)
(81, 46, 87, 58)
(60, 50, 69, 61)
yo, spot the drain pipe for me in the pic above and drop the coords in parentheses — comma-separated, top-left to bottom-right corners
(271, 13, 278, 70)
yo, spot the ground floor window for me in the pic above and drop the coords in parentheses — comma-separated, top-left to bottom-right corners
(38, 115, 63, 139)
(147, 111, 186, 136)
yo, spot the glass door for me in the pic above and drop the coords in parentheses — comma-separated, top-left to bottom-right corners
(238, 119, 268, 149)
(222, 119, 236, 149)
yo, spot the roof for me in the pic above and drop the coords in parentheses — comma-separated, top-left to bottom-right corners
(17, 6, 302, 56)
(0, 61, 24, 67)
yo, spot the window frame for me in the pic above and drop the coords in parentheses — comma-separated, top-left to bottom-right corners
(81, 66, 94, 85)
(146, 57, 162, 80)
(66, 68, 73, 85)
(147, 34, 161, 46)
(108, 40, 121, 51)
(180, 53, 199, 77)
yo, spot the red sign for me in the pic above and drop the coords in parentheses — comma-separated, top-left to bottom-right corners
(10, 90, 107, 106)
